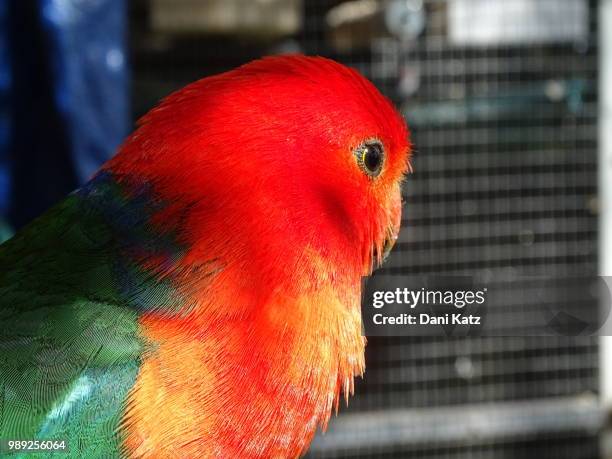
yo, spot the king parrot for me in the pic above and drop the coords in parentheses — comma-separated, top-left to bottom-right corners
(0, 55, 411, 458)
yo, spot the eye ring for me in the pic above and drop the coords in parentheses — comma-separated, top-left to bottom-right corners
(355, 140, 385, 178)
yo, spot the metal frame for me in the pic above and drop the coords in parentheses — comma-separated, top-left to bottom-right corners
(600, 0, 612, 408)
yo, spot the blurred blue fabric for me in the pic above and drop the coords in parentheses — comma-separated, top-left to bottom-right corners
(0, 1, 11, 220)
(0, 0, 128, 230)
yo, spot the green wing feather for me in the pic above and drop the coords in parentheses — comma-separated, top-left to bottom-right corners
(0, 173, 184, 458)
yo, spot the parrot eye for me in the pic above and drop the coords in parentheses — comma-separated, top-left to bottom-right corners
(355, 140, 384, 178)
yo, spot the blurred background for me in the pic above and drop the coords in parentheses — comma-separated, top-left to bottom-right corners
(0, 0, 609, 458)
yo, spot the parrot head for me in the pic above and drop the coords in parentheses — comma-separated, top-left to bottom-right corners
(106, 55, 411, 457)
(108, 55, 411, 293)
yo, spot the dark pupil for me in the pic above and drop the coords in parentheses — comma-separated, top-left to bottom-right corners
(364, 144, 383, 172)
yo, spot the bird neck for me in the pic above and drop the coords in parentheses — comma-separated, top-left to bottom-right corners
(124, 271, 365, 457)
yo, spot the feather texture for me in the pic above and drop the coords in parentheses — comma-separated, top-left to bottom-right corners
(0, 55, 410, 458)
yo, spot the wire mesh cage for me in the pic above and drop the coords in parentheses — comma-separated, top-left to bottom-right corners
(130, 0, 601, 457)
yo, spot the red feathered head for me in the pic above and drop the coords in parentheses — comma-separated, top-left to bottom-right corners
(107, 55, 411, 293)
